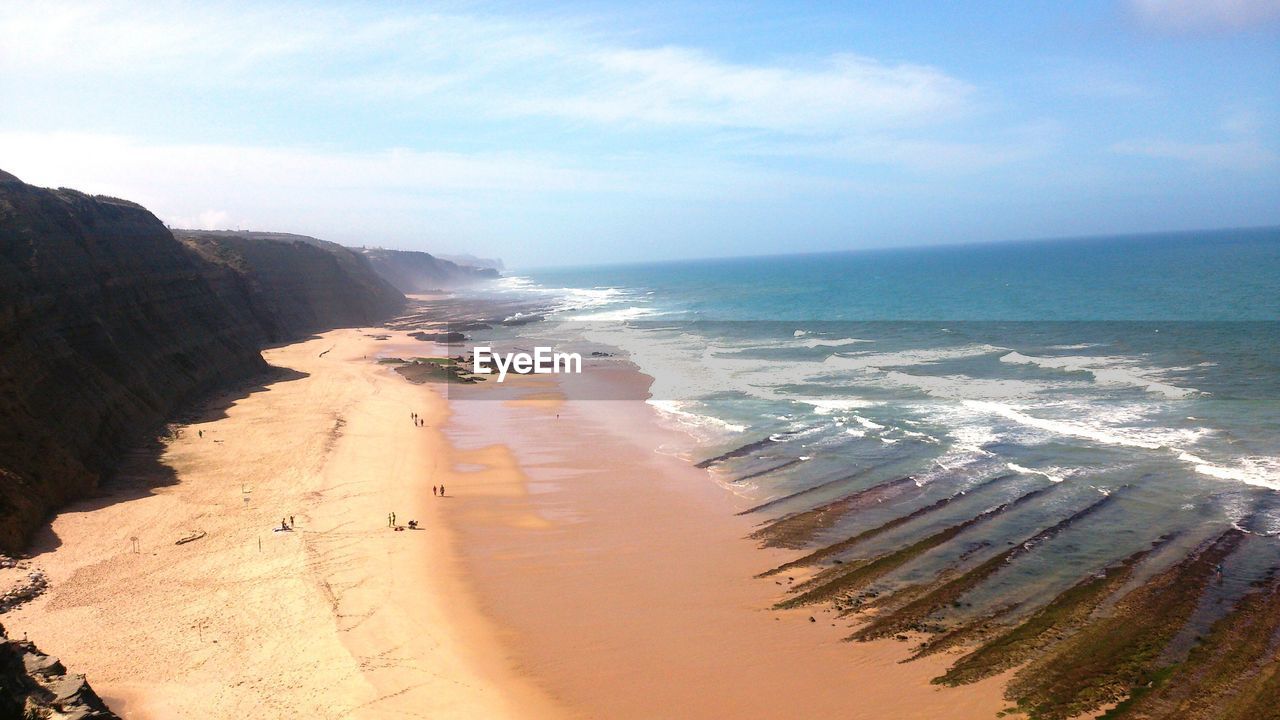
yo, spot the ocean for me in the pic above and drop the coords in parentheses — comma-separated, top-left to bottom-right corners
(453, 227, 1280, 617)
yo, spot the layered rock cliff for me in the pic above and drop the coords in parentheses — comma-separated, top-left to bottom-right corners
(357, 247, 499, 294)
(0, 172, 406, 553)
(177, 231, 404, 341)
(0, 173, 271, 553)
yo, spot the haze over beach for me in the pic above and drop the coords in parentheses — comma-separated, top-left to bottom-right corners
(1, 2, 1279, 719)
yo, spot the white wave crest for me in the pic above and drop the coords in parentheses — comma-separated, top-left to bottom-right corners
(964, 399, 1165, 449)
(569, 306, 665, 321)
(646, 400, 747, 443)
(964, 400, 1279, 491)
(1000, 351, 1198, 399)
(1006, 462, 1067, 483)
(1179, 453, 1280, 491)
(804, 398, 876, 414)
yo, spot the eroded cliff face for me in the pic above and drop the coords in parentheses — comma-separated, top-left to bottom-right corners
(0, 174, 270, 552)
(0, 173, 406, 553)
(177, 231, 405, 340)
(357, 247, 499, 294)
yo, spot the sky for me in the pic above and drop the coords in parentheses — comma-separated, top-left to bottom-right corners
(1, 1, 1278, 267)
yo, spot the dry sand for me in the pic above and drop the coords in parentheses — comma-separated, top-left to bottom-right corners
(7, 329, 560, 719)
(7, 328, 1013, 719)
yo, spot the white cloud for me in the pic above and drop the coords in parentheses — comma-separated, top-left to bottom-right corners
(1128, 0, 1280, 31)
(0, 130, 855, 256)
(507, 48, 973, 133)
(0, 1, 973, 136)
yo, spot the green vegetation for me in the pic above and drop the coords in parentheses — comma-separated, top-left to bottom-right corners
(393, 356, 482, 384)
(934, 542, 1160, 685)
(1004, 529, 1244, 720)
(752, 476, 919, 550)
(852, 493, 1115, 642)
(759, 473, 1013, 579)
(1102, 571, 1280, 719)
(776, 512, 980, 610)
(777, 485, 1052, 611)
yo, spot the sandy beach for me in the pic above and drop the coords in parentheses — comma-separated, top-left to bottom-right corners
(6, 327, 1011, 719)
(6, 329, 560, 719)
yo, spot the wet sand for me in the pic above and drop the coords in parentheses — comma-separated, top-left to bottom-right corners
(439, 364, 1013, 719)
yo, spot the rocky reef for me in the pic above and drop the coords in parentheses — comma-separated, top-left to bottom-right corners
(0, 171, 406, 554)
(721, 425, 1280, 719)
(356, 247, 499, 293)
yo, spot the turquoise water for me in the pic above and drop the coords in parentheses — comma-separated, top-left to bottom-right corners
(524, 227, 1280, 322)
(459, 228, 1280, 609)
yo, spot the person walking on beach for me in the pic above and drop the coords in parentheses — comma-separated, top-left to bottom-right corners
(432, 485, 437, 496)
(391, 511, 396, 526)
(388, 513, 393, 528)
(289, 515, 294, 527)
(439, 485, 445, 497)
(198, 430, 203, 438)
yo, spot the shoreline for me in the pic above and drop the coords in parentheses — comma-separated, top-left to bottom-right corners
(438, 359, 1013, 719)
(4, 325, 1013, 719)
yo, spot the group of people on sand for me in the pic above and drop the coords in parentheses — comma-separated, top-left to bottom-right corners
(387, 482, 446, 531)
(388, 511, 420, 531)
(277, 515, 295, 532)
(410, 411, 425, 427)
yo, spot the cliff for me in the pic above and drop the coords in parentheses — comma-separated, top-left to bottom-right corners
(357, 247, 499, 294)
(437, 252, 504, 272)
(0, 174, 271, 552)
(177, 231, 404, 341)
(0, 173, 407, 553)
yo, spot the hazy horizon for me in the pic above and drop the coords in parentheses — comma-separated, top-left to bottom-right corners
(2, 0, 1278, 267)
(508, 223, 1280, 271)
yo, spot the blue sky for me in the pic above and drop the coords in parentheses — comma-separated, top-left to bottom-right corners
(1, 1, 1277, 267)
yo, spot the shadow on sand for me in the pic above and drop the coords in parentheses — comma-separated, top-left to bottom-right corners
(28, 365, 309, 556)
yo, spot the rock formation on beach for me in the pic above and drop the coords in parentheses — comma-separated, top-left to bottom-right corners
(357, 247, 499, 293)
(0, 171, 407, 554)
(0, 621, 119, 719)
(726, 422, 1280, 719)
